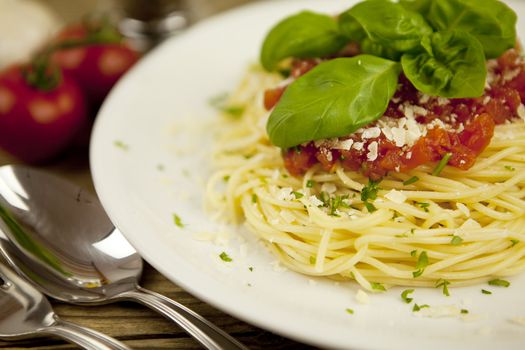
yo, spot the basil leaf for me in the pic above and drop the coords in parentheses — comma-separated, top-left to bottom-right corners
(266, 55, 401, 148)
(360, 38, 403, 61)
(421, 0, 517, 58)
(260, 11, 347, 71)
(339, 0, 433, 53)
(399, 0, 432, 16)
(401, 30, 486, 98)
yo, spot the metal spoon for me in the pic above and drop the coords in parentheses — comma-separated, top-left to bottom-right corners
(0, 262, 130, 350)
(0, 164, 248, 350)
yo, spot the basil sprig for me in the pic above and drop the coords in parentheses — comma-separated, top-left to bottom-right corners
(401, 0, 517, 58)
(266, 56, 400, 148)
(401, 30, 486, 98)
(260, 0, 516, 148)
(340, 0, 433, 53)
(260, 11, 347, 71)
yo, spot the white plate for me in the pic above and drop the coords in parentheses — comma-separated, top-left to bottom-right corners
(90, 1, 525, 349)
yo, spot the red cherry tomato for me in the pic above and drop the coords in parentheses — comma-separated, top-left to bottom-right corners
(50, 24, 140, 107)
(0, 65, 87, 163)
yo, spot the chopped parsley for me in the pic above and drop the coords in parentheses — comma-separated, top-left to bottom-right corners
(172, 213, 184, 228)
(292, 191, 304, 199)
(510, 239, 520, 247)
(252, 194, 258, 203)
(361, 179, 380, 202)
(345, 308, 354, 315)
(460, 309, 469, 314)
(223, 175, 230, 182)
(450, 235, 463, 245)
(436, 279, 451, 297)
(432, 152, 452, 176)
(364, 202, 377, 213)
(413, 251, 429, 278)
(324, 194, 351, 216)
(222, 105, 245, 117)
(403, 176, 419, 186)
(306, 180, 315, 188)
(416, 202, 430, 212)
(248, 267, 254, 272)
(309, 256, 316, 265)
(113, 140, 129, 150)
(504, 165, 515, 171)
(481, 289, 492, 295)
(401, 289, 414, 303)
(371, 282, 386, 292)
(412, 303, 430, 312)
(410, 250, 417, 257)
(488, 279, 510, 287)
(157, 163, 165, 171)
(219, 252, 233, 262)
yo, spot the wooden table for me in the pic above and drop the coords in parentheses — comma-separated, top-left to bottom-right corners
(0, 1, 318, 348)
(0, 120, 314, 349)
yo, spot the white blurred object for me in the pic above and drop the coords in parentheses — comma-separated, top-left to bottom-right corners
(0, 0, 62, 70)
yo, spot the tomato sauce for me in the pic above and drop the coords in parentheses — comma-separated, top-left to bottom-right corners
(270, 49, 525, 179)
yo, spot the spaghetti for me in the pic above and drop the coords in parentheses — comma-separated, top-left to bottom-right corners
(206, 65, 525, 291)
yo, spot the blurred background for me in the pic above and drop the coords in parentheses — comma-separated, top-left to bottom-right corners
(0, 0, 253, 189)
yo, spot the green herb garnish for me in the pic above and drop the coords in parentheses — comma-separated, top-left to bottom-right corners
(306, 180, 315, 188)
(413, 251, 429, 278)
(252, 194, 258, 203)
(432, 153, 452, 176)
(481, 289, 492, 295)
(292, 191, 304, 199)
(488, 279, 510, 287)
(345, 308, 354, 315)
(361, 179, 380, 213)
(113, 140, 129, 150)
(450, 235, 463, 245)
(309, 256, 316, 265)
(173, 213, 184, 228)
(412, 303, 429, 312)
(401, 289, 414, 303)
(371, 282, 386, 292)
(403, 176, 419, 185)
(504, 165, 515, 171)
(460, 309, 469, 314)
(416, 202, 430, 212)
(219, 252, 233, 262)
(510, 239, 520, 247)
(436, 279, 451, 297)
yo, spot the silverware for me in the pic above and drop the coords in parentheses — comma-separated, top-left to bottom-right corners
(0, 262, 130, 350)
(0, 165, 248, 350)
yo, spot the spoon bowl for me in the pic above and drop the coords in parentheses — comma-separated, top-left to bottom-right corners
(0, 262, 130, 349)
(0, 164, 247, 350)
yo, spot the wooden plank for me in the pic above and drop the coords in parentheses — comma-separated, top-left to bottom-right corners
(0, 264, 316, 349)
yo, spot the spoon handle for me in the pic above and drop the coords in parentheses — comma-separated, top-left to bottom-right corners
(118, 286, 249, 350)
(40, 317, 131, 350)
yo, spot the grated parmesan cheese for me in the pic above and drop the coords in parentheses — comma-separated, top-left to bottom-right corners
(333, 139, 354, 150)
(367, 141, 378, 161)
(384, 189, 407, 204)
(309, 195, 324, 207)
(355, 289, 370, 304)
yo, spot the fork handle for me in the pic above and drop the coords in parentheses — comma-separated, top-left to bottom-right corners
(40, 317, 131, 350)
(117, 286, 248, 350)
